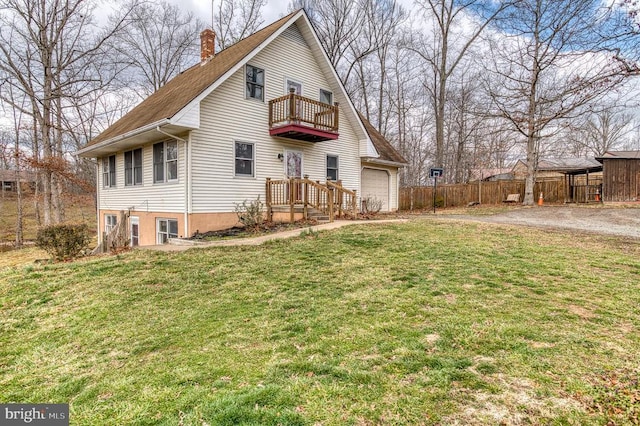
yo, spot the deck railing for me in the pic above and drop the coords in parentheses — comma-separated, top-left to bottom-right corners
(266, 177, 357, 223)
(269, 89, 339, 132)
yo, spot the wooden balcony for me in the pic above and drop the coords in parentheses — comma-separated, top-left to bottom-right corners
(268, 89, 339, 142)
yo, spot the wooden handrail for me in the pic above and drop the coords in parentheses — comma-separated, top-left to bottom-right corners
(266, 178, 357, 222)
(269, 91, 338, 132)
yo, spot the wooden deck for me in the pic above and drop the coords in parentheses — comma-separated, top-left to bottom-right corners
(266, 177, 357, 222)
(268, 90, 339, 142)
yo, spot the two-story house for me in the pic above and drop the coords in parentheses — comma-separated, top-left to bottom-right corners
(77, 9, 406, 247)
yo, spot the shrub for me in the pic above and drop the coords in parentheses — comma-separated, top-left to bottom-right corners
(234, 197, 265, 231)
(361, 196, 383, 215)
(36, 223, 91, 261)
(433, 195, 445, 208)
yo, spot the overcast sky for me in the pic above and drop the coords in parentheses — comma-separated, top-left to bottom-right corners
(182, 0, 292, 28)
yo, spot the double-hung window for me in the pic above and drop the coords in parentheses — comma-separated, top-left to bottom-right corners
(246, 65, 264, 101)
(153, 140, 178, 183)
(105, 214, 117, 234)
(235, 142, 254, 177)
(326, 155, 339, 181)
(125, 148, 143, 186)
(102, 155, 116, 188)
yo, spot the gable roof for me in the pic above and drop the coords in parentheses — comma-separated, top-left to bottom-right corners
(84, 11, 297, 148)
(359, 114, 407, 165)
(596, 151, 640, 160)
(77, 9, 404, 167)
(513, 157, 602, 173)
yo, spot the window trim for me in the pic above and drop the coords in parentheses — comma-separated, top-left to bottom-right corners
(320, 89, 333, 105)
(102, 155, 116, 188)
(245, 64, 265, 101)
(326, 154, 339, 181)
(124, 148, 143, 186)
(153, 140, 178, 184)
(156, 218, 179, 244)
(105, 214, 117, 235)
(234, 141, 255, 178)
(286, 78, 303, 96)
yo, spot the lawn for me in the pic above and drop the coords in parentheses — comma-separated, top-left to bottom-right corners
(1, 219, 639, 425)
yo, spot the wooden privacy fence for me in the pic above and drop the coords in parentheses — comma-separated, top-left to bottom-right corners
(400, 178, 602, 210)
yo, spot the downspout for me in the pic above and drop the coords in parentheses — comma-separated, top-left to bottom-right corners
(95, 159, 101, 249)
(156, 126, 189, 238)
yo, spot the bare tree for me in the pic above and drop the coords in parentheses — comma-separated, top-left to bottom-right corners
(111, 1, 203, 98)
(213, 0, 267, 50)
(410, 0, 511, 169)
(0, 0, 134, 225)
(486, 0, 637, 205)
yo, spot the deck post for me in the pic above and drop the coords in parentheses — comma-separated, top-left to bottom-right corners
(289, 177, 295, 223)
(266, 178, 272, 221)
(352, 190, 357, 217)
(303, 175, 309, 220)
(328, 187, 334, 222)
(288, 88, 296, 121)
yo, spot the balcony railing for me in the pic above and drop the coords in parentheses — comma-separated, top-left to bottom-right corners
(268, 89, 339, 142)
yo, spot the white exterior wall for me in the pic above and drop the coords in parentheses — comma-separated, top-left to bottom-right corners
(190, 24, 362, 213)
(98, 140, 186, 213)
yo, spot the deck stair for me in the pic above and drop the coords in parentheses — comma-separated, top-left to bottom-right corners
(266, 177, 357, 223)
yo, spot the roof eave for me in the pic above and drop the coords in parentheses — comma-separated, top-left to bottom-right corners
(75, 119, 171, 157)
(361, 157, 407, 168)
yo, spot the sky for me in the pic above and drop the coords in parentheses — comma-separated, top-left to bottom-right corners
(183, 0, 292, 28)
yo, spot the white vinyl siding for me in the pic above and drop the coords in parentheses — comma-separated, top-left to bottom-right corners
(190, 23, 362, 213)
(98, 141, 186, 213)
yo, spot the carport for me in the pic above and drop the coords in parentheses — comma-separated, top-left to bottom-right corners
(559, 160, 603, 203)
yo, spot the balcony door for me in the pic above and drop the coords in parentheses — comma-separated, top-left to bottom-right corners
(286, 79, 303, 121)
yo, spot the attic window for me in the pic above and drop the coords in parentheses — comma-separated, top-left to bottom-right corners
(320, 89, 333, 105)
(246, 65, 264, 101)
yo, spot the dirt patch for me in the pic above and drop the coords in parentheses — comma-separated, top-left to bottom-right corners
(436, 205, 640, 239)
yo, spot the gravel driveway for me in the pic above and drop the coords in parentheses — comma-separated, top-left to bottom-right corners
(438, 206, 640, 239)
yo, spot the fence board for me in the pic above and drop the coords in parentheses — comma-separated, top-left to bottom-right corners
(400, 178, 602, 210)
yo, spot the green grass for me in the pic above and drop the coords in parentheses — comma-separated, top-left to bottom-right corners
(1, 219, 640, 425)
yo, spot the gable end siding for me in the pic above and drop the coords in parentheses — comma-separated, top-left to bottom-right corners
(189, 26, 362, 213)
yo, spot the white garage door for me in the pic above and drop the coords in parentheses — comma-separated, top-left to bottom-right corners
(361, 168, 389, 212)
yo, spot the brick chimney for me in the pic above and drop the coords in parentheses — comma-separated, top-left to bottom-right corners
(200, 29, 216, 64)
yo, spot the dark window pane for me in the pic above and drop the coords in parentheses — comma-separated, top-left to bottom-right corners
(167, 161, 178, 181)
(166, 142, 178, 160)
(134, 167, 143, 185)
(236, 143, 253, 159)
(153, 143, 164, 183)
(327, 155, 337, 168)
(235, 159, 253, 176)
(169, 220, 178, 236)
